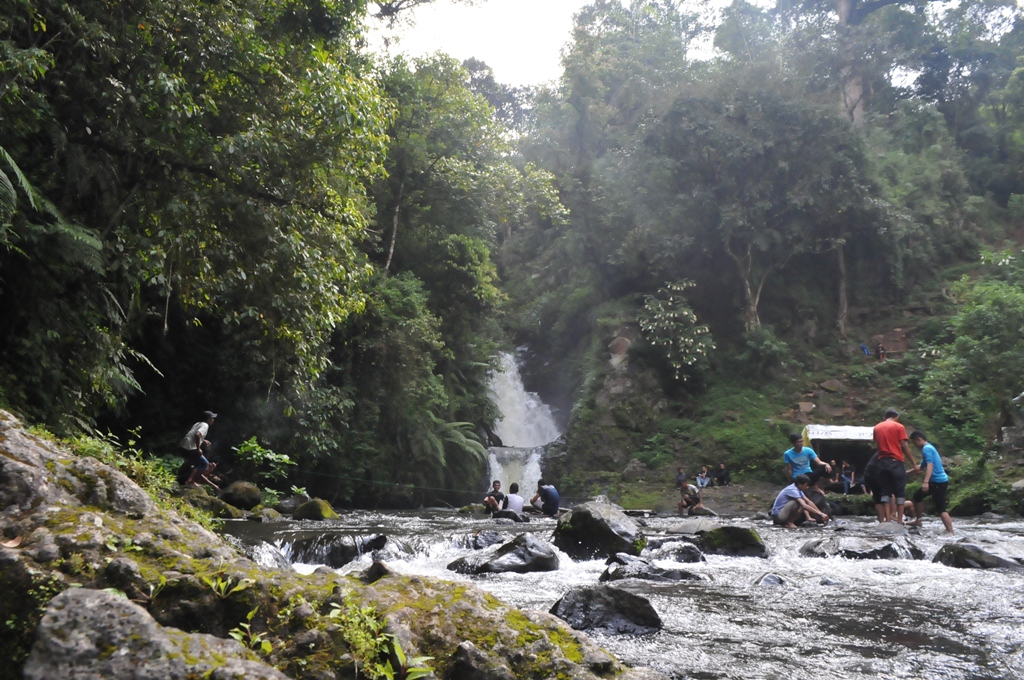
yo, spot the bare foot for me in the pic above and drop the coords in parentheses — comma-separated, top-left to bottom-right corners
(783, 523, 798, 528)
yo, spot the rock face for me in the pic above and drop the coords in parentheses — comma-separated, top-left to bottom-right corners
(288, 533, 387, 568)
(698, 526, 768, 558)
(293, 498, 340, 520)
(933, 543, 1024, 570)
(553, 501, 645, 559)
(448, 640, 516, 680)
(448, 533, 559, 574)
(598, 553, 701, 583)
(219, 481, 262, 510)
(550, 585, 662, 634)
(24, 588, 288, 680)
(800, 536, 923, 560)
(622, 458, 647, 482)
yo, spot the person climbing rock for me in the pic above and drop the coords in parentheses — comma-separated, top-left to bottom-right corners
(179, 411, 219, 490)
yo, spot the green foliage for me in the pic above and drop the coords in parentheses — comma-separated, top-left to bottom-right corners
(229, 607, 273, 655)
(231, 437, 296, 483)
(638, 281, 715, 381)
(329, 598, 434, 680)
(739, 327, 793, 378)
(202, 574, 253, 600)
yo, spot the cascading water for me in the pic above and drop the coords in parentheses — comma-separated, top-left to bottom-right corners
(485, 352, 562, 495)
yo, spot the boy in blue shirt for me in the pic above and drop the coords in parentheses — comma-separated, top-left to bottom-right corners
(909, 430, 954, 534)
(770, 474, 830, 527)
(783, 433, 831, 491)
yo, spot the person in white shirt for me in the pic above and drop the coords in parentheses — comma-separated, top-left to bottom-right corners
(180, 411, 218, 489)
(503, 483, 525, 513)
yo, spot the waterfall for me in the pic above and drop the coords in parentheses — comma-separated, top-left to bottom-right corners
(485, 352, 562, 496)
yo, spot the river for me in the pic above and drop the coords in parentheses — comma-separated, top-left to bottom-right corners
(223, 511, 1024, 680)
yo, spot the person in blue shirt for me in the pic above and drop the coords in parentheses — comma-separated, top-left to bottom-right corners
(909, 431, 953, 534)
(769, 474, 830, 527)
(531, 479, 561, 517)
(783, 433, 831, 491)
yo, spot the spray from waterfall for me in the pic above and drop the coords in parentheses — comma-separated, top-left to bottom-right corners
(486, 352, 562, 496)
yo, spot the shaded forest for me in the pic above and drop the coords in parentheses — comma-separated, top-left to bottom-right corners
(3, 0, 1024, 506)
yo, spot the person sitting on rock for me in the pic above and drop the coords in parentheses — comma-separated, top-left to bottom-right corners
(503, 482, 525, 513)
(531, 480, 560, 516)
(678, 483, 703, 515)
(695, 466, 712, 489)
(483, 480, 505, 513)
(769, 474, 829, 528)
(713, 463, 731, 487)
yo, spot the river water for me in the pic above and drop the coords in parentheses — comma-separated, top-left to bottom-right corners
(223, 511, 1024, 680)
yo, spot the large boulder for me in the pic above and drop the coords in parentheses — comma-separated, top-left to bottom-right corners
(274, 494, 310, 515)
(666, 518, 718, 535)
(454, 530, 506, 551)
(698, 525, 768, 558)
(181, 487, 245, 519)
(598, 553, 701, 583)
(293, 498, 340, 520)
(288, 533, 387, 568)
(23, 588, 288, 680)
(552, 501, 645, 560)
(933, 543, 1024, 571)
(219, 481, 262, 510)
(800, 535, 923, 560)
(549, 585, 662, 634)
(448, 533, 559, 575)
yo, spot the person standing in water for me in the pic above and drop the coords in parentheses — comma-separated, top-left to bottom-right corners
(873, 408, 919, 524)
(909, 430, 954, 534)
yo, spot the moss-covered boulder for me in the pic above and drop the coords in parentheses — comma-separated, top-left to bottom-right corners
(293, 498, 340, 520)
(553, 501, 645, 559)
(220, 481, 262, 510)
(698, 525, 768, 558)
(181, 486, 245, 519)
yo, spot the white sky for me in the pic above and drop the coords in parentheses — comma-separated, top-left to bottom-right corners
(365, 0, 592, 87)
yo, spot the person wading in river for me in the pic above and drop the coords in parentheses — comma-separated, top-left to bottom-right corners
(873, 409, 919, 524)
(909, 430, 954, 534)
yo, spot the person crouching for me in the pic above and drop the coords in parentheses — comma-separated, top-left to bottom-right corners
(770, 474, 830, 528)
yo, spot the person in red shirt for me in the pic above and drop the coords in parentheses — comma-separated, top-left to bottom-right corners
(872, 408, 919, 523)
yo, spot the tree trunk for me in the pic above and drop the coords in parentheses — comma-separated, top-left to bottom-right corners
(384, 179, 405, 273)
(742, 278, 761, 333)
(836, 242, 848, 337)
(841, 67, 866, 129)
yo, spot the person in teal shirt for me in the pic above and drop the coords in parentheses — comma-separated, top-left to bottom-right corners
(783, 433, 831, 490)
(910, 430, 953, 534)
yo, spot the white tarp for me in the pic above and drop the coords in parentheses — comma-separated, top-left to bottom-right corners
(802, 424, 874, 447)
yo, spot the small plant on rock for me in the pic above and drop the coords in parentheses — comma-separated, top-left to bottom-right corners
(202, 574, 252, 599)
(230, 607, 273, 654)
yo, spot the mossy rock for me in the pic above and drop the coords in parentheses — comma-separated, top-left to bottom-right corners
(698, 525, 767, 558)
(293, 498, 340, 520)
(181, 487, 244, 519)
(219, 481, 262, 510)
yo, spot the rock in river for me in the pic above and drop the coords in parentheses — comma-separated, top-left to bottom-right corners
(598, 553, 702, 583)
(293, 498, 340, 520)
(448, 533, 559, 574)
(698, 525, 768, 558)
(933, 543, 1024, 571)
(288, 533, 388, 568)
(552, 501, 645, 559)
(219, 480, 262, 510)
(550, 585, 662, 634)
(800, 535, 923, 560)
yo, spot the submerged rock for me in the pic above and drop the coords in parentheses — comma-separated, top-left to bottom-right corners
(219, 480, 262, 510)
(800, 535, 923, 560)
(448, 533, 559, 574)
(698, 525, 768, 558)
(293, 498, 340, 520)
(598, 553, 701, 583)
(553, 501, 645, 559)
(756, 573, 786, 586)
(933, 543, 1024, 571)
(492, 509, 530, 522)
(24, 588, 289, 680)
(288, 533, 387, 568)
(550, 585, 662, 634)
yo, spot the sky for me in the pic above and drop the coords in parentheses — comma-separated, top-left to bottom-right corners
(365, 0, 592, 87)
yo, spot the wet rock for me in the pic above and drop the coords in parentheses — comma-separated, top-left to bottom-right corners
(293, 498, 340, 520)
(668, 543, 706, 563)
(622, 458, 647, 482)
(819, 577, 842, 586)
(459, 503, 487, 514)
(24, 588, 288, 680)
(800, 535, 923, 560)
(181, 486, 245, 519)
(933, 543, 1024, 571)
(750, 512, 771, 521)
(756, 573, 786, 586)
(980, 512, 1005, 520)
(274, 494, 310, 515)
(289, 533, 387, 568)
(492, 510, 529, 522)
(448, 533, 559, 574)
(448, 640, 516, 680)
(553, 501, 645, 560)
(248, 506, 284, 522)
(549, 585, 662, 634)
(598, 554, 701, 583)
(360, 559, 394, 584)
(219, 481, 262, 510)
(667, 518, 717, 535)
(689, 507, 719, 517)
(698, 525, 768, 558)
(457, 530, 505, 550)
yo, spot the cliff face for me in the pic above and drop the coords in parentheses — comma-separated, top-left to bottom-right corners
(0, 410, 665, 680)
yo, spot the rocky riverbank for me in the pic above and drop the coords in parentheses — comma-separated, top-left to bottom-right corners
(0, 410, 666, 680)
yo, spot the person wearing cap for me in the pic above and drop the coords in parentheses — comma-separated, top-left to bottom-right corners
(181, 411, 219, 489)
(872, 408, 918, 523)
